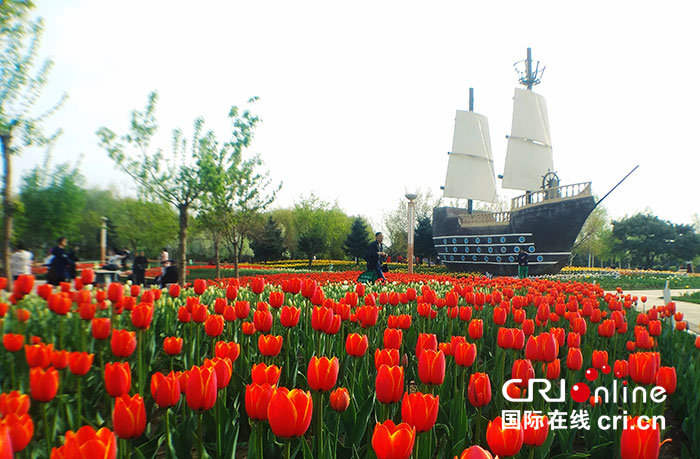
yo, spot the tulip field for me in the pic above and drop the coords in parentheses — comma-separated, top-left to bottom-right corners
(1, 271, 700, 459)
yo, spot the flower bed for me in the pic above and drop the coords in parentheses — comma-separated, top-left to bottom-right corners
(0, 272, 697, 458)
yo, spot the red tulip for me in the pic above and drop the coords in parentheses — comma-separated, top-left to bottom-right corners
(418, 349, 445, 385)
(251, 277, 266, 295)
(523, 414, 549, 446)
(267, 388, 313, 438)
(258, 334, 283, 357)
(50, 426, 116, 459)
(104, 362, 131, 397)
(307, 356, 339, 391)
(131, 303, 153, 329)
(112, 394, 146, 439)
(655, 367, 676, 395)
(566, 348, 583, 371)
(346, 333, 369, 357)
(383, 329, 403, 349)
(235, 301, 250, 319)
(371, 420, 415, 459)
(415, 333, 437, 355)
(110, 329, 136, 358)
(454, 341, 477, 367)
(486, 416, 524, 457)
(68, 352, 94, 376)
(614, 359, 630, 378)
(253, 309, 273, 333)
(280, 306, 301, 327)
(191, 303, 208, 323)
(592, 350, 608, 369)
(168, 284, 181, 298)
(329, 387, 350, 412)
(204, 314, 224, 337)
(150, 371, 181, 408)
(2, 412, 33, 452)
(467, 372, 492, 407)
(251, 363, 281, 385)
(0, 391, 30, 417)
(629, 352, 658, 385)
(30, 367, 59, 402)
(204, 357, 232, 389)
(92, 318, 111, 340)
(620, 416, 661, 459)
(193, 279, 206, 295)
(214, 341, 240, 363)
(374, 348, 400, 369)
(512, 359, 535, 388)
(468, 319, 483, 339)
(2, 333, 24, 352)
(401, 392, 439, 432)
(186, 365, 218, 411)
(163, 337, 183, 356)
(107, 283, 124, 304)
(456, 446, 497, 459)
(375, 365, 404, 404)
(24, 343, 53, 368)
(245, 383, 275, 421)
(242, 321, 256, 335)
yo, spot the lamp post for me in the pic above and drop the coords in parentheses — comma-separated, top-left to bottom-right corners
(100, 217, 107, 265)
(405, 193, 418, 274)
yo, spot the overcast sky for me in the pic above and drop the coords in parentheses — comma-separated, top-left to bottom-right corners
(17, 0, 700, 231)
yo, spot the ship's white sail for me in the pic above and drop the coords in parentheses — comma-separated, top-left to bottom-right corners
(501, 88, 554, 191)
(442, 110, 497, 202)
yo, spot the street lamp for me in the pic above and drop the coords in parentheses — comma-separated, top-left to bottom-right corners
(405, 193, 418, 274)
(100, 217, 108, 265)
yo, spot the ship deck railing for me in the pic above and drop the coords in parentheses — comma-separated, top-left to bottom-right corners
(457, 182, 592, 228)
(510, 182, 592, 210)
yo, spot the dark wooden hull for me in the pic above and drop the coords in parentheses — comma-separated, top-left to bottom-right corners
(432, 195, 596, 276)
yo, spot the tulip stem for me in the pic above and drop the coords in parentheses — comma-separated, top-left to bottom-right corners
(165, 408, 173, 458)
(216, 397, 222, 458)
(138, 329, 144, 394)
(285, 440, 291, 459)
(76, 377, 82, 428)
(41, 402, 51, 454)
(314, 391, 324, 456)
(9, 354, 15, 389)
(198, 412, 205, 459)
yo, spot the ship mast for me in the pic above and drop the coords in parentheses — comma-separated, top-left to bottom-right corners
(516, 47, 545, 91)
(467, 87, 474, 214)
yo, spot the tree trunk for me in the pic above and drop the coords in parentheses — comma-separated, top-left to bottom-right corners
(232, 235, 239, 279)
(177, 205, 188, 286)
(1, 134, 13, 289)
(213, 231, 221, 279)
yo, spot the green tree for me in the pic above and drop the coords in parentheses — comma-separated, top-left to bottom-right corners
(414, 216, 435, 264)
(198, 100, 279, 278)
(15, 157, 85, 253)
(110, 199, 178, 257)
(383, 188, 441, 258)
(571, 203, 610, 265)
(251, 216, 286, 262)
(297, 224, 327, 267)
(612, 213, 675, 269)
(291, 194, 352, 262)
(344, 217, 372, 264)
(97, 92, 216, 285)
(1, 10, 65, 281)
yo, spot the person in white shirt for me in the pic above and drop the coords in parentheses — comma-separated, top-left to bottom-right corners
(160, 248, 170, 275)
(10, 242, 33, 279)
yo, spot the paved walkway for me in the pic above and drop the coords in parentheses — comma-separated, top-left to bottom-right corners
(606, 289, 700, 334)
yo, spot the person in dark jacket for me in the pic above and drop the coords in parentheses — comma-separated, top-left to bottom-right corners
(517, 248, 529, 279)
(364, 232, 388, 281)
(159, 262, 178, 288)
(132, 251, 148, 286)
(48, 237, 75, 285)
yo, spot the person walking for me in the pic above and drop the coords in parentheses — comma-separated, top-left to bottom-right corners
(160, 248, 170, 276)
(10, 242, 33, 280)
(517, 248, 529, 279)
(364, 232, 388, 281)
(48, 237, 75, 285)
(133, 251, 148, 286)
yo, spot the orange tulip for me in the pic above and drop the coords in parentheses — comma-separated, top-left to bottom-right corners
(51, 350, 70, 370)
(214, 341, 240, 362)
(24, 343, 53, 368)
(130, 303, 153, 329)
(371, 420, 415, 459)
(50, 426, 116, 459)
(307, 356, 339, 392)
(456, 445, 497, 459)
(267, 388, 313, 438)
(163, 337, 183, 356)
(30, 367, 59, 402)
(486, 416, 523, 457)
(401, 392, 439, 432)
(104, 362, 131, 397)
(112, 394, 146, 439)
(204, 314, 225, 337)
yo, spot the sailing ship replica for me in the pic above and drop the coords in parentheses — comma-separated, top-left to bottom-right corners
(433, 49, 596, 275)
